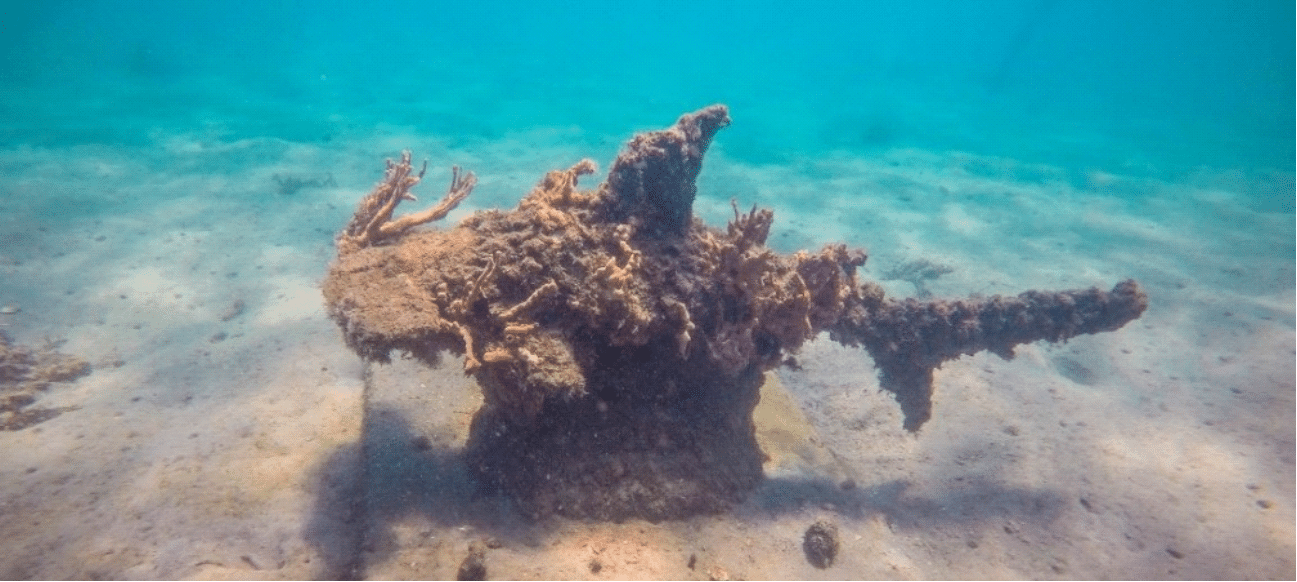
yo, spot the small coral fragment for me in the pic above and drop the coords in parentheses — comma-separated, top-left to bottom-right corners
(665, 298, 696, 358)
(880, 257, 954, 298)
(0, 331, 89, 431)
(803, 520, 841, 569)
(336, 151, 475, 255)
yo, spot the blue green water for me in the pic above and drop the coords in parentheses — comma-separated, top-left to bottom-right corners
(3, 0, 1292, 187)
(0, 2, 1294, 578)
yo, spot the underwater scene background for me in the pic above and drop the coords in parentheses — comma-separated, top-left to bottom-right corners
(0, 0, 1292, 579)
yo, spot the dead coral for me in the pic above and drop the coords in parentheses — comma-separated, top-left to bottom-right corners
(0, 332, 89, 431)
(336, 151, 476, 255)
(830, 280, 1148, 431)
(321, 104, 1147, 520)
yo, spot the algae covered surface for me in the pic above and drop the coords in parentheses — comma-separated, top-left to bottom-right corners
(322, 105, 1148, 522)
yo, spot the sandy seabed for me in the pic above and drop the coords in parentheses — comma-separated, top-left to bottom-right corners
(0, 130, 1291, 579)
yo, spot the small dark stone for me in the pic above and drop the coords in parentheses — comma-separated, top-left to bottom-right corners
(412, 435, 432, 451)
(588, 559, 602, 573)
(1166, 547, 1184, 559)
(457, 541, 487, 581)
(803, 520, 840, 569)
(1257, 499, 1273, 509)
(687, 553, 696, 569)
(839, 479, 857, 491)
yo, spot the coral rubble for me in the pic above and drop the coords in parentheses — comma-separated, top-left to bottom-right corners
(803, 520, 841, 569)
(0, 331, 90, 431)
(321, 104, 1147, 520)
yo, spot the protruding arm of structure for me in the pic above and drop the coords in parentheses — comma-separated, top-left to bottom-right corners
(323, 105, 1150, 437)
(830, 280, 1149, 431)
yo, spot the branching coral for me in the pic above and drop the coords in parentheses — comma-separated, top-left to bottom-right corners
(335, 151, 476, 255)
(321, 105, 1147, 520)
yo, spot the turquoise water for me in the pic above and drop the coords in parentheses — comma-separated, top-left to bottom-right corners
(0, 1, 1293, 578)
(4, 0, 1292, 183)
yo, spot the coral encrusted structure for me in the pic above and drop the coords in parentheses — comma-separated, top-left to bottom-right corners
(322, 105, 1148, 521)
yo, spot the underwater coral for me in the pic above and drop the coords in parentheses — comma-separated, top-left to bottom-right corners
(322, 105, 1147, 520)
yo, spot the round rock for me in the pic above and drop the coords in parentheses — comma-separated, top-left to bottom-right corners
(803, 520, 841, 569)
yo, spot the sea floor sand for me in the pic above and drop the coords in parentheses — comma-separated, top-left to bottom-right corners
(0, 136, 1291, 579)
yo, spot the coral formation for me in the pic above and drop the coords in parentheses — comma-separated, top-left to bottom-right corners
(803, 520, 841, 569)
(0, 331, 90, 431)
(321, 104, 1148, 520)
(830, 280, 1147, 431)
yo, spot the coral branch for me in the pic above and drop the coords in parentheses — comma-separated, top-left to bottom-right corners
(665, 298, 696, 358)
(499, 279, 559, 321)
(728, 200, 773, 251)
(521, 159, 598, 209)
(336, 151, 475, 254)
(450, 254, 496, 318)
(830, 280, 1149, 431)
(457, 323, 482, 374)
(384, 165, 475, 234)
